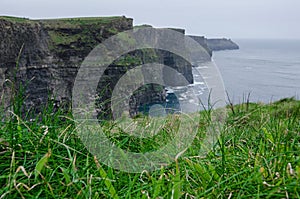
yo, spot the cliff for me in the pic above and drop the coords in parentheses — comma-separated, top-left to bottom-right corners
(0, 16, 205, 118)
(0, 16, 136, 117)
(205, 38, 239, 51)
(187, 35, 212, 56)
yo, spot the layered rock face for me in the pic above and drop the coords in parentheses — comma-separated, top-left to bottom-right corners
(0, 16, 202, 118)
(0, 16, 135, 117)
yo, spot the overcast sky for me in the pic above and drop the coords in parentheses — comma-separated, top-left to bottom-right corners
(1, 0, 300, 39)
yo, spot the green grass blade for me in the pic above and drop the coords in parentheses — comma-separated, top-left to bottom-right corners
(35, 150, 51, 179)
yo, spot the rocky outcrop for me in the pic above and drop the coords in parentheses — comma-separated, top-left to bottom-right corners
(205, 38, 239, 51)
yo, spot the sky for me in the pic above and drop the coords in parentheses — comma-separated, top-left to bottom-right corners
(1, 0, 300, 39)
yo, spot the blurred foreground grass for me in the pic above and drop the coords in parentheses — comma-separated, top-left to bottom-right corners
(0, 97, 299, 198)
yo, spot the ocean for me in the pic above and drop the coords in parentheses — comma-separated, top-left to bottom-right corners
(213, 39, 300, 104)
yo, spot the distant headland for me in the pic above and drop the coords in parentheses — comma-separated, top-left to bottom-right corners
(205, 38, 239, 51)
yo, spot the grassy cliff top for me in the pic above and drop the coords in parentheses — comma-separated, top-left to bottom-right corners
(0, 16, 30, 22)
(0, 15, 132, 26)
(39, 16, 131, 28)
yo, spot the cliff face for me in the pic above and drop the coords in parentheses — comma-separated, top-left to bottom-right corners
(0, 16, 201, 118)
(187, 35, 212, 57)
(0, 16, 135, 116)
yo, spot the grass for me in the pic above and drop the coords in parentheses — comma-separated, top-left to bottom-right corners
(0, 93, 299, 198)
(40, 16, 129, 34)
(0, 16, 126, 25)
(40, 16, 125, 25)
(0, 16, 30, 23)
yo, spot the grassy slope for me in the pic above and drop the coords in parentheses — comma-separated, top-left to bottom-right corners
(0, 97, 299, 198)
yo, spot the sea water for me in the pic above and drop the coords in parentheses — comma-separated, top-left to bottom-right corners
(213, 39, 300, 104)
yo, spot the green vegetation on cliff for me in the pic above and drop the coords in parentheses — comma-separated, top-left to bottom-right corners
(41, 16, 125, 25)
(42, 17, 133, 57)
(43, 17, 129, 48)
(0, 16, 126, 26)
(0, 16, 30, 23)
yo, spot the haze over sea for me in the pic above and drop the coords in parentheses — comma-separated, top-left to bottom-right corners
(213, 39, 300, 104)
